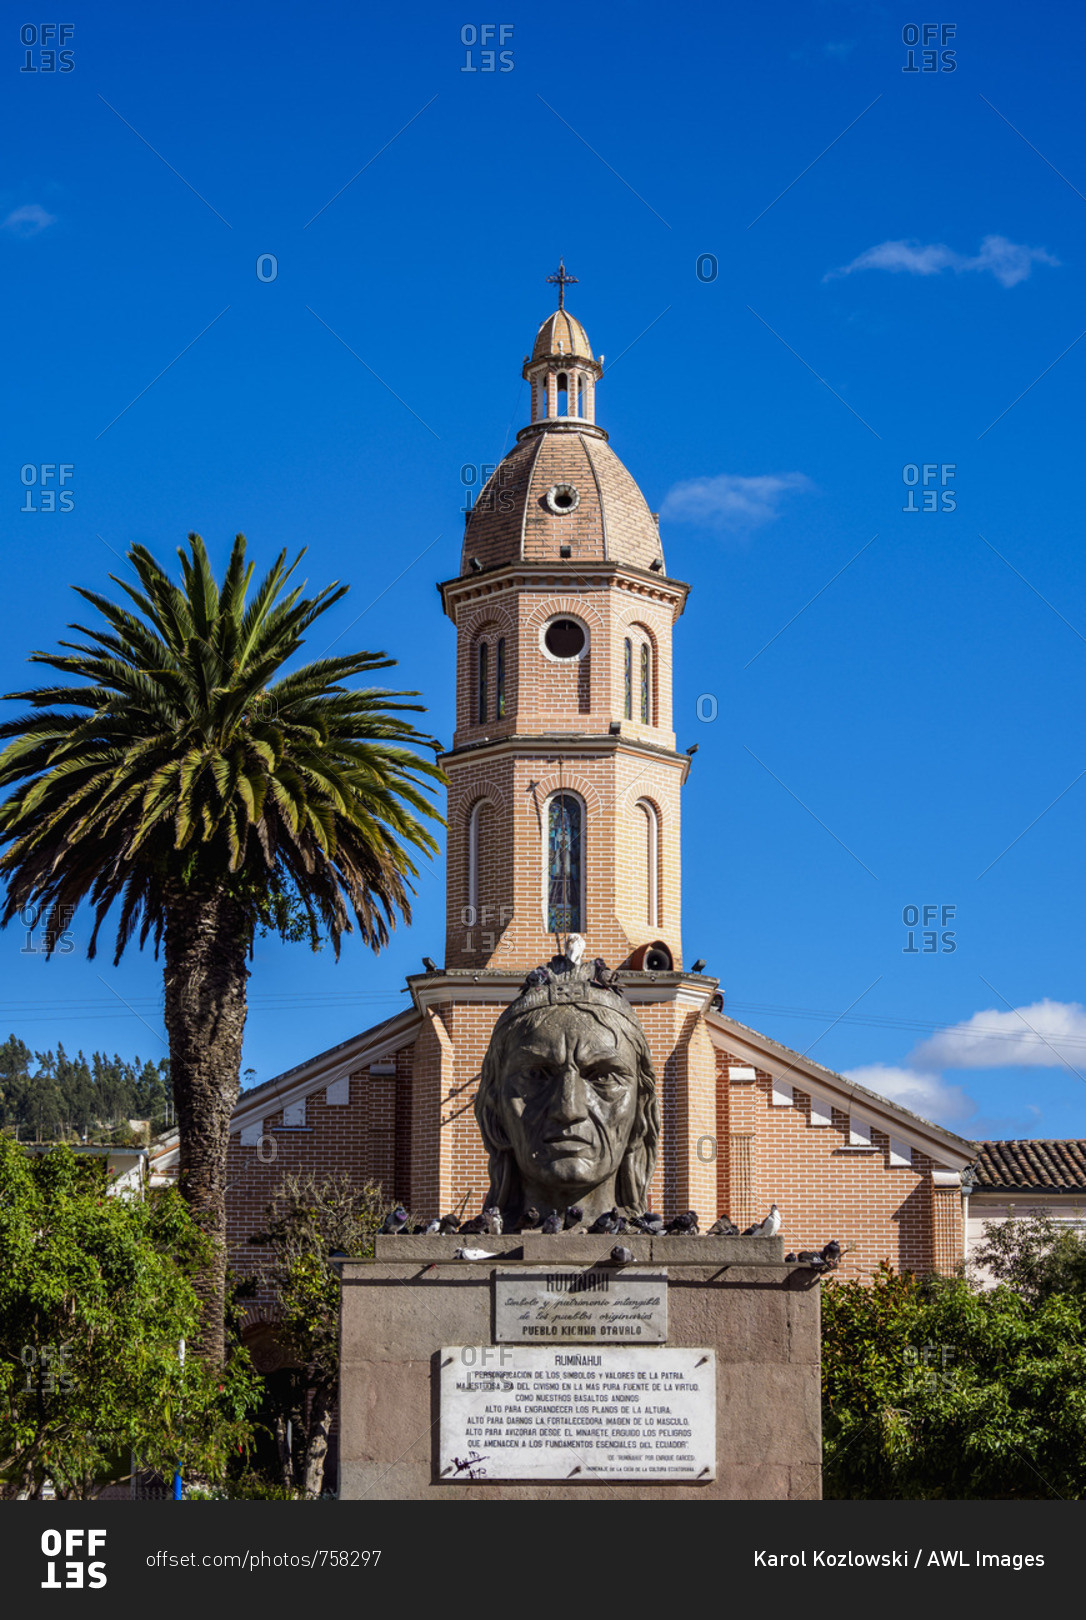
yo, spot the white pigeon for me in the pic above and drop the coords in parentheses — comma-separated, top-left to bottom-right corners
(455, 1247, 499, 1261)
(749, 1203, 781, 1239)
(564, 933, 586, 964)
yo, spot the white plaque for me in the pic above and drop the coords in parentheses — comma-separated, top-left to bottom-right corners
(439, 1346, 716, 1482)
(495, 1268, 667, 1343)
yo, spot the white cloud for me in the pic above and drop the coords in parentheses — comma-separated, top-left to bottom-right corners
(911, 999, 1086, 1071)
(825, 234, 1059, 288)
(660, 472, 812, 532)
(844, 1063, 977, 1127)
(2, 203, 57, 237)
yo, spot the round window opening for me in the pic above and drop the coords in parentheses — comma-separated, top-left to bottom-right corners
(544, 618, 587, 659)
(545, 483, 580, 515)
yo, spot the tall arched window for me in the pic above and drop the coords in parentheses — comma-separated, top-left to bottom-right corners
(640, 642, 651, 724)
(557, 372, 568, 416)
(477, 641, 488, 724)
(496, 637, 506, 718)
(545, 793, 584, 934)
(637, 800, 660, 927)
(467, 801, 483, 916)
(624, 638, 632, 720)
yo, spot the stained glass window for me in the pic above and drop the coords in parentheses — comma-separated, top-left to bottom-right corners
(624, 638, 632, 720)
(547, 795, 582, 934)
(496, 637, 506, 717)
(477, 641, 488, 724)
(640, 641, 651, 724)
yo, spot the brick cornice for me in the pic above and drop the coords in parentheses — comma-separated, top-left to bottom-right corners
(437, 731, 692, 781)
(438, 560, 690, 619)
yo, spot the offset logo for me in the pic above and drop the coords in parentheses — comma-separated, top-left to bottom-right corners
(41, 1530, 107, 1589)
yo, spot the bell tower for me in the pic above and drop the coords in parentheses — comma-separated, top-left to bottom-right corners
(437, 269, 692, 976)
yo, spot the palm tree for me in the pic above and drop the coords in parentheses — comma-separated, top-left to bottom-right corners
(0, 533, 444, 1362)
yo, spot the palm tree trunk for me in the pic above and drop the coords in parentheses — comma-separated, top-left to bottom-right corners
(163, 889, 249, 1366)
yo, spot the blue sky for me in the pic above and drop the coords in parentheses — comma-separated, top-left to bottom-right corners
(2, 0, 1085, 1144)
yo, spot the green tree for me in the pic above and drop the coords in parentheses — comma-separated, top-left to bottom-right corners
(249, 1172, 393, 1497)
(822, 1262, 1086, 1498)
(972, 1211, 1086, 1302)
(0, 1137, 259, 1498)
(0, 534, 444, 1362)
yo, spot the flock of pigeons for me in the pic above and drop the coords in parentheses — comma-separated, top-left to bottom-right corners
(376, 1200, 842, 1272)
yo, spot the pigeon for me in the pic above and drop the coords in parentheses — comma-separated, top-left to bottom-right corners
(379, 1205, 408, 1235)
(460, 1214, 489, 1236)
(483, 1206, 503, 1236)
(455, 1247, 499, 1261)
(519, 1207, 543, 1231)
(707, 1215, 739, 1236)
(541, 1213, 562, 1234)
(821, 1239, 842, 1268)
(665, 1211, 699, 1235)
(563, 1205, 584, 1230)
(797, 1250, 829, 1271)
(610, 1245, 635, 1265)
(522, 965, 550, 991)
(632, 1211, 664, 1235)
(564, 934, 586, 964)
(587, 1209, 620, 1234)
(745, 1204, 781, 1239)
(785, 1252, 798, 1264)
(438, 1214, 461, 1235)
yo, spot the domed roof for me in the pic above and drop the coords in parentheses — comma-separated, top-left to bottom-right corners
(530, 308, 593, 364)
(461, 430, 663, 575)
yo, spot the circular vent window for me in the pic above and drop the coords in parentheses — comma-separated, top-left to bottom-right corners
(543, 617, 587, 659)
(545, 483, 580, 515)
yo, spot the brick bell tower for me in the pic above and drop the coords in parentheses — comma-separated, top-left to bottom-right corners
(438, 264, 691, 974)
(406, 268, 720, 1222)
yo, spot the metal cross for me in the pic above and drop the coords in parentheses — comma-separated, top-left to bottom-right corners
(546, 258, 578, 309)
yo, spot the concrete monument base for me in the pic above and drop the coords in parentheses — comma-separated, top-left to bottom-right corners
(338, 1236, 822, 1500)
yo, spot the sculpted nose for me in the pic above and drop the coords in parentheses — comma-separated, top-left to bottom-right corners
(551, 1065, 589, 1124)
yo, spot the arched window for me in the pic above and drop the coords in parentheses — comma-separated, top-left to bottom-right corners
(637, 800, 660, 927)
(640, 641, 651, 724)
(467, 801, 483, 916)
(545, 793, 584, 935)
(624, 638, 632, 720)
(496, 637, 506, 718)
(477, 641, 488, 724)
(557, 372, 568, 416)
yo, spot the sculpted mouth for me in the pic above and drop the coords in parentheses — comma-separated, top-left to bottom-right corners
(542, 1134, 593, 1153)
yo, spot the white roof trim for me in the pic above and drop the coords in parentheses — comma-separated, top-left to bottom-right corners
(706, 1008, 975, 1168)
(230, 1006, 420, 1132)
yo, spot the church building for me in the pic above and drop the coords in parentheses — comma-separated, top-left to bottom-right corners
(225, 273, 978, 1293)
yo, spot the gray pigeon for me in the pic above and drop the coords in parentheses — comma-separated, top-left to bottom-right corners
(422, 1218, 442, 1235)
(797, 1250, 826, 1270)
(483, 1206, 503, 1236)
(379, 1205, 408, 1235)
(519, 1207, 543, 1230)
(707, 1215, 738, 1236)
(665, 1210, 699, 1235)
(610, 1245, 635, 1265)
(785, 1252, 798, 1263)
(522, 965, 551, 991)
(821, 1239, 842, 1267)
(632, 1211, 664, 1235)
(460, 1214, 488, 1235)
(541, 1212, 562, 1234)
(563, 1204, 584, 1230)
(587, 1209, 620, 1234)
(438, 1214, 461, 1235)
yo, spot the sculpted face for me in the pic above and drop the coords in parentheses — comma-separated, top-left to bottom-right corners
(496, 1005, 639, 1213)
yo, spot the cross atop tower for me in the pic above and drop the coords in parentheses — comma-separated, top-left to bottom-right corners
(546, 258, 578, 310)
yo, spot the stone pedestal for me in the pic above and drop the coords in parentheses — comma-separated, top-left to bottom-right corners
(338, 1237, 822, 1500)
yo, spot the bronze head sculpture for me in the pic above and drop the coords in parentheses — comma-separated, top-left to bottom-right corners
(474, 955, 660, 1228)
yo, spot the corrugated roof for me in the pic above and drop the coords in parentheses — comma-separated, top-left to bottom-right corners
(971, 1139, 1086, 1192)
